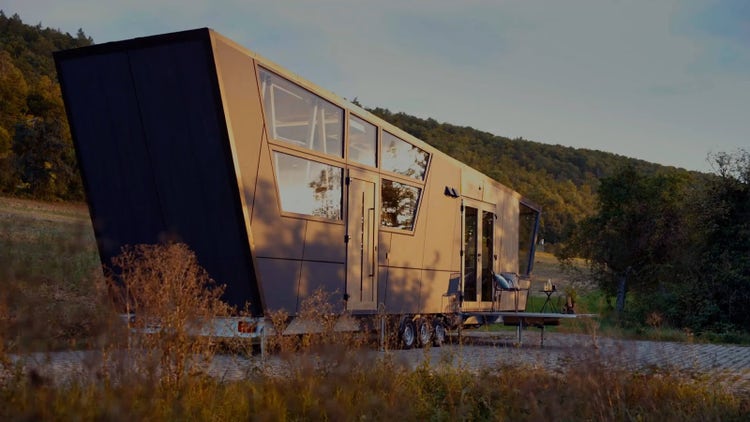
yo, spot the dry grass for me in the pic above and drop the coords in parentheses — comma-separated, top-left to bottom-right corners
(1, 197, 749, 420)
(0, 196, 103, 353)
(531, 251, 589, 290)
(2, 352, 747, 421)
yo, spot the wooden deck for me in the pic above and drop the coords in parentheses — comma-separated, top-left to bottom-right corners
(461, 311, 596, 346)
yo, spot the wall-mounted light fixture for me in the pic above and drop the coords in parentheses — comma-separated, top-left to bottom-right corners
(444, 186, 459, 198)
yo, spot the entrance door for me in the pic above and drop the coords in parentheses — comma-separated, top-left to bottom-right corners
(463, 205, 495, 309)
(480, 210, 494, 304)
(463, 206, 479, 304)
(346, 172, 377, 311)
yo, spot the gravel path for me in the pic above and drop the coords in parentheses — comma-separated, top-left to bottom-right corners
(7, 331, 750, 395)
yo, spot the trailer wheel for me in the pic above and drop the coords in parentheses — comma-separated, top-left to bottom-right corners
(400, 319, 416, 349)
(432, 320, 446, 347)
(417, 319, 432, 347)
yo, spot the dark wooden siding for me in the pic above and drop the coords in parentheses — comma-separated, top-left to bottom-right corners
(55, 29, 262, 314)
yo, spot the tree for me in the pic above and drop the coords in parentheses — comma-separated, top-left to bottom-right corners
(26, 75, 65, 120)
(13, 117, 81, 200)
(560, 166, 691, 317)
(679, 150, 750, 331)
(0, 51, 28, 142)
(76, 28, 93, 44)
(0, 12, 90, 199)
(0, 51, 28, 192)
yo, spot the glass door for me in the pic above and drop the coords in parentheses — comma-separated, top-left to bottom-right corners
(480, 210, 494, 304)
(463, 206, 478, 303)
(463, 204, 495, 309)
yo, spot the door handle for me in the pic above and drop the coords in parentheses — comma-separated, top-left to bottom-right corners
(368, 207, 375, 277)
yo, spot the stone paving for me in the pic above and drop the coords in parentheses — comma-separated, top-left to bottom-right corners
(7, 331, 750, 395)
(440, 331, 750, 394)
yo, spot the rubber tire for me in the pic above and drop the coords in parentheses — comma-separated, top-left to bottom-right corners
(400, 319, 416, 349)
(417, 319, 432, 348)
(432, 320, 446, 347)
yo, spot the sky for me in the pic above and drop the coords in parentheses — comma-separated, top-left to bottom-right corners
(3, 0, 749, 173)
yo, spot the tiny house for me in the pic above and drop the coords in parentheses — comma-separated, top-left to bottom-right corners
(55, 28, 540, 347)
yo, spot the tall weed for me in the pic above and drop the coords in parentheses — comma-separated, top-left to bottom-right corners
(0, 212, 106, 353)
(106, 242, 232, 389)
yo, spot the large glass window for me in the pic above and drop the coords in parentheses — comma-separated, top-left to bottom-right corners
(381, 132, 429, 180)
(381, 179, 421, 230)
(481, 211, 494, 302)
(260, 68, 344, 157)
(273, 152, 343, 220)
(463, 207, 478, 302)
(348, 115, 377, 167)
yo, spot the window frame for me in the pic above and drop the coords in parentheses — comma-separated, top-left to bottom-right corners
(270, 145, 346, 224)
(346, 112, 379, 170)
(255, 65, 432, 231)
(259, 66, 345, 159)
(378, 176, 424, 233)
(380, 130, 431, 181)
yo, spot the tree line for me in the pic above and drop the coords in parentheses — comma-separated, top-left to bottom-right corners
(0, 11, 91, 200)
(367, 108, 708, 245)
(558, 151, 749, 334)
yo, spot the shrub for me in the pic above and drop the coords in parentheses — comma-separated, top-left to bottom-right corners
(106, 242, 232, 388)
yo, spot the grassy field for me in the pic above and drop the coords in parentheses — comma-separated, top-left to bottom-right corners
(531, 250, 581, 287)
(0, 196, 97, 277)
(0, 196, 104, 352)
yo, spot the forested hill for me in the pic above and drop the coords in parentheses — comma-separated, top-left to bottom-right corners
(366, 108, 702, 243)
(0, 11, 92, 200)
(0, 12, 703, 244)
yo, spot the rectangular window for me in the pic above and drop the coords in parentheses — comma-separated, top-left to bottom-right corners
(381, 132, 429, 180)
(260, 68, 344, 157)
(273, 152, 343, 220)
(381, 179, 421, 230)
(348, 115, 377, 167)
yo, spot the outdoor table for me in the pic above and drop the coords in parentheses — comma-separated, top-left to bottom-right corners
(539, 288, 559, 313)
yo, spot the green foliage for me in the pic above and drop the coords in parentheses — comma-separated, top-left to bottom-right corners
(13, 117, 81, 200)
(557, 165, 692, 318)
(675, 150, 750, 331)
(0, 12, 92, 81)
(0, 50, 27, 191)
(562, 150, 750, 335)
(368, 108, 700, 244)
(0, 50, 28, 130)
(0, 11, 91, 200)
